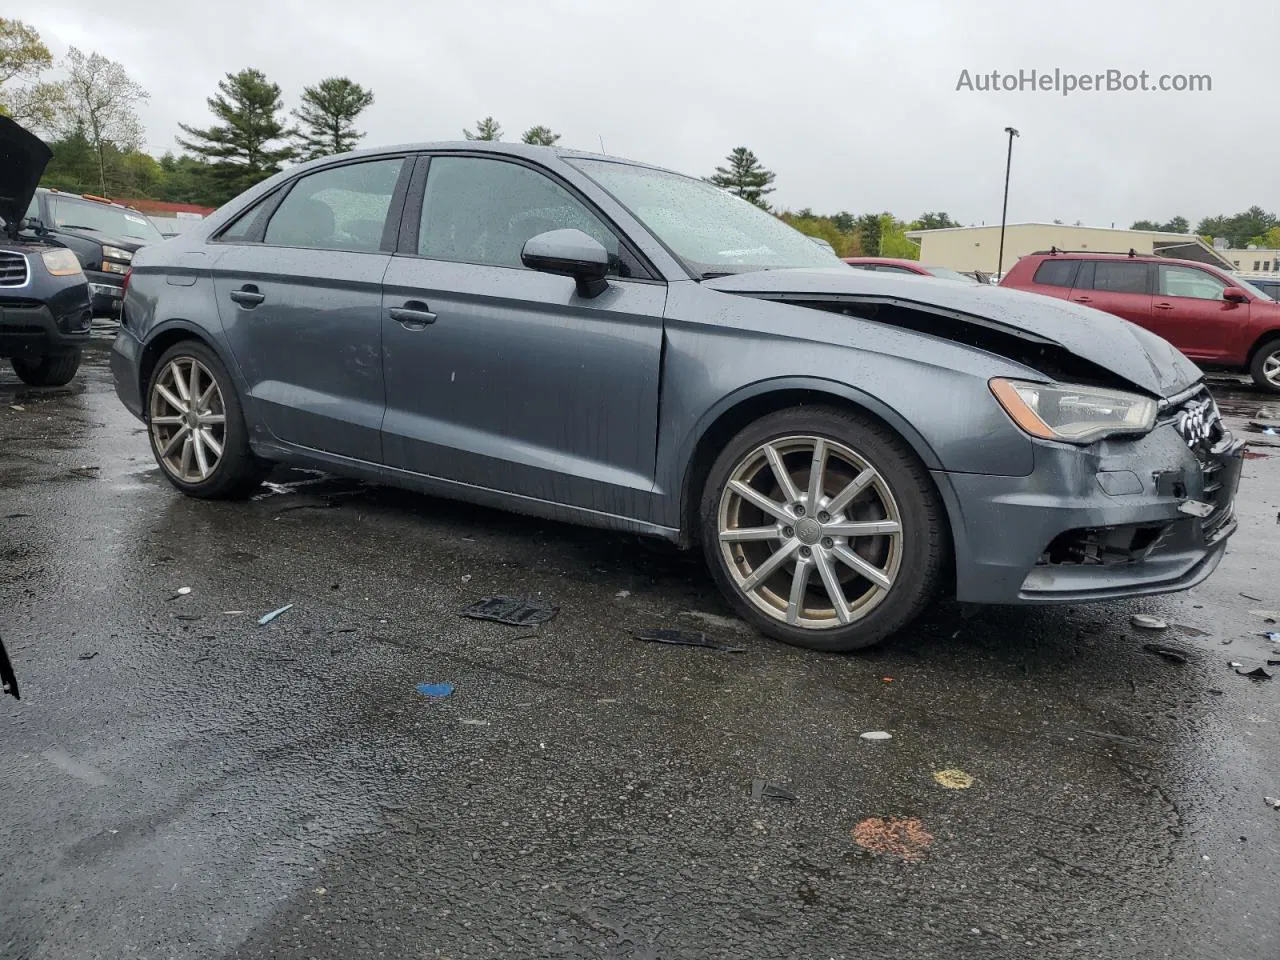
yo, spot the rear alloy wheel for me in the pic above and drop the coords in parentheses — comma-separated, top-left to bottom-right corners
(10, 350, 81, 386)
(1250, 338, 1280, 393)
(147, 341, 269, 499)
(700, 407, 946, 651)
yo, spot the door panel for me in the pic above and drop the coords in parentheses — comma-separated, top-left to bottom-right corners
(214, 247, 390, 461)
(1069, 260, 1153, 329)
(380, 258, 666, 518)
(1153, 264, 1249, 361)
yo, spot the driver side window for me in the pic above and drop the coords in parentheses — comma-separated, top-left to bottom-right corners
(1159, 265, 1228, 301)
(416, 156, 629, 276)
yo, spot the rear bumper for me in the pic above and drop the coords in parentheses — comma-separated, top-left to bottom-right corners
(940, 403, 1243, 605)
(110, 324, 145, 418)
(0, 299, 92, 357)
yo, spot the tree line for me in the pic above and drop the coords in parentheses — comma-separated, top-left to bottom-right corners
(1131, 208, 1280, 249)
(0, 18, 564, 207)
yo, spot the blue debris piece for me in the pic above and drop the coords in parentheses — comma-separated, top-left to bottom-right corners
(258, 604, 294, 625)
(416, 682, 454, 699)
(1263, 632, 1280, 642)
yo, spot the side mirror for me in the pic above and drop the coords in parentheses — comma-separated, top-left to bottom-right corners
(1222, 286, 1249, 303)
(521, 228, 609, 298)
(21, 216, 45, 233)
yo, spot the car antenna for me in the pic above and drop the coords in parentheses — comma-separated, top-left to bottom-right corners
(598, 134, 606, 153)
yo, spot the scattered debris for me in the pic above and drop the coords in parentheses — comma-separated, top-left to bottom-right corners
(461, 574, 472, 583)
(258, 604, 294, 625)
(1268, 660, 1280, 667)
(860, 731, 893, 741)
(416, 682, 454, 698)
(1143, 643, 1189, 665)
(852, 816, 933, 861)
(1263, 632, 1280, 642)
(615, 589, 630, 599)
(881, 677, 894, 683)
(168, 586, 193, 601)
(461, 595, 559, 626)
(1131, 614, 1168, 630)
(459, 718, 489, 726)
(1236, 666, 1273, 681)
(751, 779, 798, 802)
(678, 610, 744, 631)
(77, 652, 99, 661)
(0, 635, 19, 701)
(2, 513, 32, 520)
(933, 769, 975, 790)
(223, 610, 245, 615)
(1265, 797, 1280, 810)
(9, 404, 23, 412)
(1241, 593, 1263, 602)
(174, 614, 202, 622)
(634, 628, 744, 652)
(596, 698, 617, 704)
(1231, 661, 1243, 668)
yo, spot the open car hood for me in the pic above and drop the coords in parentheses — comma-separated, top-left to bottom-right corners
(704, 267, 1202, 398)
(0, 116, 51, 239)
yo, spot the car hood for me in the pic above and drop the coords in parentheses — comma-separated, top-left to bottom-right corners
(704, 267, 1201, 397)
(57, 229, 149, 253)
(0, 116, 52, 239)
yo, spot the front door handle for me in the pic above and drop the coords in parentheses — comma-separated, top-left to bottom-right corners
(388, 301, 437, 329)
(1153, 302, 1174, 310)
(1071, 295, 1092, 303)
(229, 286, 265, 307)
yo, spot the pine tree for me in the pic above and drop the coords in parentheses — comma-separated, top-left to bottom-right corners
(463, 116, 502, 141)
(707, 147, 776, 209)
(177, 68, 296, 203)
(521, 125, 560, 146)
(292, 77, 374, 160)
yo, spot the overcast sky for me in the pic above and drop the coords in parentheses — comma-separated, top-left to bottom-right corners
(13, 0, 1272, 227)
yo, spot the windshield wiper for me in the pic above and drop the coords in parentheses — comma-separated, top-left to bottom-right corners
(699, 271, 737, 280)
(60, 224, 100, 231)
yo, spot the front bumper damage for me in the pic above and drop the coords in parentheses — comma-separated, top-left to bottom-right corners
(939, 384, 1244, 604)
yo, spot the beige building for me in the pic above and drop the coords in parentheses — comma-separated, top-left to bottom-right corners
(1221, 247, 1280, 274)
(903, 222, 1234, 275)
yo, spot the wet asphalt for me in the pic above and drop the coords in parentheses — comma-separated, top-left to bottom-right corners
(1, 339, 1278, 960)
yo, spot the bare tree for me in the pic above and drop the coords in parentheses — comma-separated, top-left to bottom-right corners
(0, 17, 66, 130)
(58, 47, 148, 195)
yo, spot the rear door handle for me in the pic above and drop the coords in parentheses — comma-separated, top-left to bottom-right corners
(1154, 302, 1174, 310)
(229, 286, 265, 307)
(388, 301, 437, 329)
(1072, 296, 1092, 303)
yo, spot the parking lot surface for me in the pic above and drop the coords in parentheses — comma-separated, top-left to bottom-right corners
(2, 342, 1278, 959)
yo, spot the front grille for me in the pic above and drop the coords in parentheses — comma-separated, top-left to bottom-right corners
(1160, 385, 1237, 527)
(0, 251, 28, 286)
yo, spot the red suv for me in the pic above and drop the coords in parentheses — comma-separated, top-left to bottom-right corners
(1001, 251, 1280, 392)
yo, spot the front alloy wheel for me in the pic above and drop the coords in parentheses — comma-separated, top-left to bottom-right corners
(701, 407, 946, 651)
(150, 356, 227, 483)
(718, 436, 903, 629)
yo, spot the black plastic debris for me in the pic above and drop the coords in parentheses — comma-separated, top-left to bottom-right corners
(1, 635, 19, 700)
(635, 628, 745, 653)
(1142, 643, 1189, 665)
(751, 779, 798, 802)
(77, 652, 99, 661)
(1267, 660, 1280, 667)
(174, 614, 202, 622)
(460, 596, 559, 627)
(1236, 666, 1273, 681)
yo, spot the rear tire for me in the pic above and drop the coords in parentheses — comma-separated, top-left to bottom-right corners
(147, 340, 270, 499)
(1250, 338, 1280, 393)
(699, 406, 947, 652)
(11, 349, 81, 386)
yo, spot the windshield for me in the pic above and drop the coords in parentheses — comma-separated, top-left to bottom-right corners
(50, 196, 164, 243)
(569, 159, 841, 276)
(925, 265, 982, 283)
(1230, 275, 1275, 301)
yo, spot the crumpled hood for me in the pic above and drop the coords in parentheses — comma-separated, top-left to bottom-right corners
(0, 116, 51, 238)
(704, 267, 1202, 398)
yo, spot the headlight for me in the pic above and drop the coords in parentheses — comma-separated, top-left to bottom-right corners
(102, 245, 133, 262)
(990, 378, 1157, 444)
(40, 248, 84, 277)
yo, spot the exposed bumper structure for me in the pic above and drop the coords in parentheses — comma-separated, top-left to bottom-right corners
(85, 270, 124, 317)
(939, 385, 1243, 605)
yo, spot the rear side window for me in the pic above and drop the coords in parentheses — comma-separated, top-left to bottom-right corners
(1031, 259, 1078, 287)
(1088, 261, 1149, 294)
(264, 158, 404, 251)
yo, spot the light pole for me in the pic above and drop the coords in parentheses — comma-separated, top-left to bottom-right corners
(997, 126, 1019, 278)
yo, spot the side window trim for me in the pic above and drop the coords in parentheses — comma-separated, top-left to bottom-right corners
(1158, 264, 1227, 300)
(396, 151, 659, 282)
(212, 186, 289, 244)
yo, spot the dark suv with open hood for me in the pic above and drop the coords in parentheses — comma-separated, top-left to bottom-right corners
(0, 117, 92, 386)
(111, 142, 1245, 651)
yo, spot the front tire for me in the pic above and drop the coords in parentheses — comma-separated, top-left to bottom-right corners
(11, 350, 81, 386)
(699, 406, 947, 652)
(147, 340, 269, 499)
(1250, 338, 1280, 393)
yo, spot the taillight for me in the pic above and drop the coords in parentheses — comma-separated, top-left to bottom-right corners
(121, 268, 132, 298)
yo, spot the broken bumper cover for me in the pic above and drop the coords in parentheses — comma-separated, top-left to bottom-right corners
(939, 393, 1243, 605)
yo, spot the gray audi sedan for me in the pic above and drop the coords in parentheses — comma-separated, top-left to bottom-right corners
(110, 142, 1244, 651)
